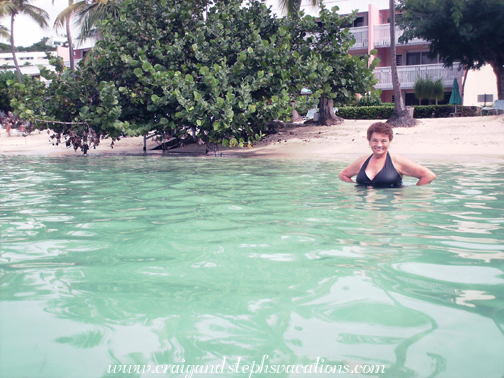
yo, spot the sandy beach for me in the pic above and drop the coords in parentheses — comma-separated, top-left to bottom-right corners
(1, 115, 503, 161)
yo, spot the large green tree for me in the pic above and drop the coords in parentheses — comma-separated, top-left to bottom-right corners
(9, 0, 378, 152)
(0, 0, 49, 83)
(398, 0, 504, 100)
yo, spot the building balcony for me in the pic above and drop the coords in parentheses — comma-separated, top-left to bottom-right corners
(348, 26, 369, 50)
(0, 51, 50, 66)
(373, 24, 425, 48)
(374, 63, 461, 90)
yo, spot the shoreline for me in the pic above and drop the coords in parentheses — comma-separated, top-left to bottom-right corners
(1, 115, 503, 161)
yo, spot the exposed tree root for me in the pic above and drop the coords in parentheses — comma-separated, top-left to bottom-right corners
(386, 109, 417, 128)
(290, 110, 304, 123)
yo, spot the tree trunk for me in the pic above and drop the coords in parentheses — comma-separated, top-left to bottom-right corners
(66, 15, 75, 70)
(318, 95, 344, 126)
(461, 69, 469, 102)
(10, 15, 22, 84)
(387, 0, 416, 127)
(491, 61, 504, 100)
(290, 109, 303, 122)
(290, 100, 303, 122)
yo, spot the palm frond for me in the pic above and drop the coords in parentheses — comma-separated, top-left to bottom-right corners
(20, 4, 50, 28)
(0, 1, 17, 17)
(0, 24, 10, 39)
(278, 0, 321, 15)
(53, 1, 86, 29)
(76, 1, 120, 40)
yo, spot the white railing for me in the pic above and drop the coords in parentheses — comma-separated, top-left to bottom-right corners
(374, 64, 461, 90)
(374, 24, 425, 48)
(348, 26, 369, 50)
(0, 51, 51, 66)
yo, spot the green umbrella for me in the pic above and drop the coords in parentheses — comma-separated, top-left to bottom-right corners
(449, 78, 462, 113)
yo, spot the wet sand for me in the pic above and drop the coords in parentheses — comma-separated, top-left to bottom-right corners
(1, 115, 503, 162)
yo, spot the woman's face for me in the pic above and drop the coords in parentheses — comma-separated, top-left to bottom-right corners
(369, 132, 391, 157)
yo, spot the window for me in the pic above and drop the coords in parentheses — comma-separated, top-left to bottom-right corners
(421, 54, 436, 65)
(342, 16, 366, 28)
(353, 17, 365, 27)
(407, 51, 438, 66)
(406, 52, 420, 65)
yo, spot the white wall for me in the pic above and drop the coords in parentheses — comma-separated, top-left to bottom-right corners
(463, 65, 498, 106)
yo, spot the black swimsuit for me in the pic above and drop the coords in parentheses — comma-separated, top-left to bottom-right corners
(356, 152, 402, 188)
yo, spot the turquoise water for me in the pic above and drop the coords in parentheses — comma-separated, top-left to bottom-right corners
(1, 155, 504, 378)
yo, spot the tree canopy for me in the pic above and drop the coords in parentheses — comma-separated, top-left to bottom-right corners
(397, 0, 504, 100)
(8, 0, 378, 152)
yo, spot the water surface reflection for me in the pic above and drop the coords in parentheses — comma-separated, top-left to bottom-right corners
(1, 156, 503, 378)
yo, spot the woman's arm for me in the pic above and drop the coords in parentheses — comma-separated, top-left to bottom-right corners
(339, 156, 367, 183)
(392, 154, 436, 185)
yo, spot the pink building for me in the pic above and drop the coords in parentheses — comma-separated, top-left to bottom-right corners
(56, 45, 93, 67)
(345, 3, 463, 105)
(266, 0, 466, 106)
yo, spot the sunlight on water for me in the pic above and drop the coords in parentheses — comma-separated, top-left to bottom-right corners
(1, 156, 504, 378)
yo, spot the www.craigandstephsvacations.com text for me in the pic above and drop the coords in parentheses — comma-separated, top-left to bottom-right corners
(107, 356, 386, 377)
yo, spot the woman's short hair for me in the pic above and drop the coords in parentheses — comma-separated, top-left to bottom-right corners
(367, 122, 394, 141)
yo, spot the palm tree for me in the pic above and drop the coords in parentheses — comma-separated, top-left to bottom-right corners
(53, 0, 76, 70)
(387, 0, 415, 126)
(0, 0, 49, 84)
(54, 0, 119, 42)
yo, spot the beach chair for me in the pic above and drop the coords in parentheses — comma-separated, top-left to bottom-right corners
(480, 100, 504, 116)
(304, 108, 318, 120)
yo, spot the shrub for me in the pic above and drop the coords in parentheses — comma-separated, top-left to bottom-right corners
(355, 89, 383, 107)
(412, 105, 454, 118)
(338, 104, 479, 119)
(414, 75, 445, 104)
(337, 105, 394, 119)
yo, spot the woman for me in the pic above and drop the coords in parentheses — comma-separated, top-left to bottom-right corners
(339, 122, 436, 187)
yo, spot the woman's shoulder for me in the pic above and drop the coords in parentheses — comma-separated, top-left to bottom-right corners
(390, 152, 410, 165)
(389, 153, 430, 177)
(354, 154, 371, 166)
(339, 154, 370, 178)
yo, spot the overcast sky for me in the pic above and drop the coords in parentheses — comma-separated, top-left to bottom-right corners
(0, 0, 71, 47)
(1, 0, 377, 47)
